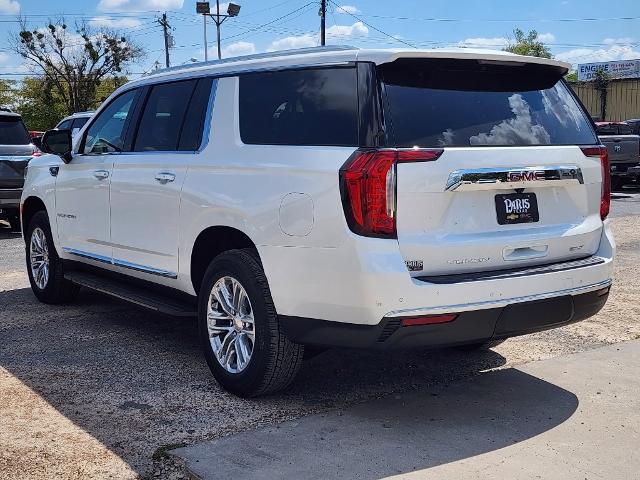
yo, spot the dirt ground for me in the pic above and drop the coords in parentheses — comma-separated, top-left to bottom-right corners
(1, 190, 639, 479)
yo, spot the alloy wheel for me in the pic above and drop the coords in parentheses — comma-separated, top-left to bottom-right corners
(29, 227, 50, 289)
(207, 276, 255, 374)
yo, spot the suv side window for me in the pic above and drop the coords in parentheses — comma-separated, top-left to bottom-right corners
(239, 67, 359, 146)
(83, 89, 137, 154)
(57, 119, 72, 130)
(178, 78, 214, 151)
(133, 79, 197, 151)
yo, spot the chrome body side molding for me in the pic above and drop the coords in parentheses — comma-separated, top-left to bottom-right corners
(62, 248, 178, 279)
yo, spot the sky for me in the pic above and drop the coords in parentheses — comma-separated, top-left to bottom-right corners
(0, 0, 639, 80)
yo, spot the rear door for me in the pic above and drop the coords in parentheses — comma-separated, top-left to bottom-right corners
(109, 77, 214, 277)
(379, 58, 604, 277)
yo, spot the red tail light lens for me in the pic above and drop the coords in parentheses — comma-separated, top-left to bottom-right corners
(581, 146, 610, 220)
(340, 149, 443, 238)
(400, 313, 458, 327)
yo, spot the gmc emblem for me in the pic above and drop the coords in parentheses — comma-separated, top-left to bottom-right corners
(506, 170, 546, 182)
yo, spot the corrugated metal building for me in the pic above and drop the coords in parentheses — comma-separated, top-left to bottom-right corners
(569, 79, 640, 122)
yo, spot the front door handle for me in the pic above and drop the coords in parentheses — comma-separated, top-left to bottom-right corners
(155, 172, 176, 184)
(93, 170, 109, 180)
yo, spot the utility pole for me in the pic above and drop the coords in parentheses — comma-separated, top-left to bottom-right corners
(320, 0, 326, 46)
(216, 0, 222, 60)
(203, 14, 208, 61)
(158, 12, 171, 67)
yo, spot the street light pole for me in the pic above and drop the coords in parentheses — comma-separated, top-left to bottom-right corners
(203, 14, 208, 61)
(197, 1, 241, 61)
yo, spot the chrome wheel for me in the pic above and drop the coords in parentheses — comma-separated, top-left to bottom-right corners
(29, 227, 50, 290)
(207, 276, 255, 374)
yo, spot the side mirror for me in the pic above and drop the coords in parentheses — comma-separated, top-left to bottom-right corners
(32, 136, 42, 150)
(41, 129, 73, 163)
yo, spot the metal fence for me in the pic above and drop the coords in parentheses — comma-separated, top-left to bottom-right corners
(568, 79, 640, 122)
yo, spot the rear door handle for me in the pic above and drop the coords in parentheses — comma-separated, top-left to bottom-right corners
(93, 170, 109, 180)
(155, 172, 176, 184)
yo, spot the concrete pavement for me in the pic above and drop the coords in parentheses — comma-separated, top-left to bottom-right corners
(174, 340, 640, 480)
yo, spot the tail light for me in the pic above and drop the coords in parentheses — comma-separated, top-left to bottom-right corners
(581, 146, 610, 220)
(31, 149, 42, 157)
(339, 148, 443, 238)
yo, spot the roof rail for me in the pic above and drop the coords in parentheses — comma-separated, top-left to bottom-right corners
(146, 45, 358, 77)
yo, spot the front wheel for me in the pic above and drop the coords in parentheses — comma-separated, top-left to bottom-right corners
(25, 211, 80, 304)
(198, 249, 304, 397)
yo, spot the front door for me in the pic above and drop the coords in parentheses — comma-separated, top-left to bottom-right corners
(55, 89, 138, 261)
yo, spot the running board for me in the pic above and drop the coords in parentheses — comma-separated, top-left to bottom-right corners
(64, 270, 197, 317)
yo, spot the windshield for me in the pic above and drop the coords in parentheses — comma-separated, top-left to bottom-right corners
(380, 59, 598, 148)
(0, 116, 31, 145)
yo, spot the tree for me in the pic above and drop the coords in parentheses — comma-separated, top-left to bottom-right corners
(0, 79, 17, 109)
(11, 17, 144, 115)
(15, 76, 66, 131)
(504, 29, 552, 58)
(593, 69, 610, 121)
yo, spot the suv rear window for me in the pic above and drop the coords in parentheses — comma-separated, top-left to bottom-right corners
(0, 115, 31, 145)
(239, 67, 358, 147)
(380, 59, 598, 148)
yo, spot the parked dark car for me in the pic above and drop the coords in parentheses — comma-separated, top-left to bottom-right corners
(0, 111, 40, 230)
(595, 122, 640, 189)
(625, 118, 640, 135)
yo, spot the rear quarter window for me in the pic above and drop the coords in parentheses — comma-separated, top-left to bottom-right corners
(239, 67, 359, 147)
(380, 59, 598, 148)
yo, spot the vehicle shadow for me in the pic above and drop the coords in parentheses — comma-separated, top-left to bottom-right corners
(176, 367, 579, 480)
(0, 284, 571, 477)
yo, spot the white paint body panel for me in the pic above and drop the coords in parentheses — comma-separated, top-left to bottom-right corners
(21, 47, 613, 328)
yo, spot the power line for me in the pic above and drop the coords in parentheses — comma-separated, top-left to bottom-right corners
(326, 0, 416, 48)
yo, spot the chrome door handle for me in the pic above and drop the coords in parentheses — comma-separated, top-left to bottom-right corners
(93, 170, 109, 180)
(155, 172, 176, 184)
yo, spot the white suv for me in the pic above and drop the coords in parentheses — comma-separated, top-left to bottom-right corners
(22, 47, 615, 397)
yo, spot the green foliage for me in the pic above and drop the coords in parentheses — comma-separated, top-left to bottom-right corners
(565, 71, 578, 82)
(0, 79, 16, 108)
(503, 29, 553, 59)
(15, 77, 65, 131)
(11, 17, 144, 115)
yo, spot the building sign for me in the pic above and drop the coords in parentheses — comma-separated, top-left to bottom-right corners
(577, 59, 640, 81)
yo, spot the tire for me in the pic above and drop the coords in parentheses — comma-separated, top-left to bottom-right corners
(457, 339, 506, 351)
(198, 248, 304, 397)
(25, 210, 80, 304)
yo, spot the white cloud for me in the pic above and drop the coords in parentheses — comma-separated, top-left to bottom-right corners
(97, 0, 183, 12)
(0, 0, 20, 14)
(268, 21, 368, 51)
(556, 44, 640, 66)
(603, 37, 635, 45)
(89, 16, 142, 28)
(457, 37, 509, 49)
(221, 41, 256, 58)
(335, 5, 360, 14)
(458, 32, 555, 50)
(537, 32, 556, 43)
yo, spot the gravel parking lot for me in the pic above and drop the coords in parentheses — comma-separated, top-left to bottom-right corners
(1, 187, 639, 479)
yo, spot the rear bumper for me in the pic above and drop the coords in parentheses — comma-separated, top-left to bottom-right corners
(0, 188, 21, 216)
(281, 285, 611, 349)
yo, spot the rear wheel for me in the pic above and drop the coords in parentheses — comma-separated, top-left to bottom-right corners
(198, 249, 304, 397)
(25, 211, 79, 304)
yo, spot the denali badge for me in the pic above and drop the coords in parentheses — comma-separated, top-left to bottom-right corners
(405, 260, 423, 271)
(447, 257, 490, 265)
(506, 170, 546, 182)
